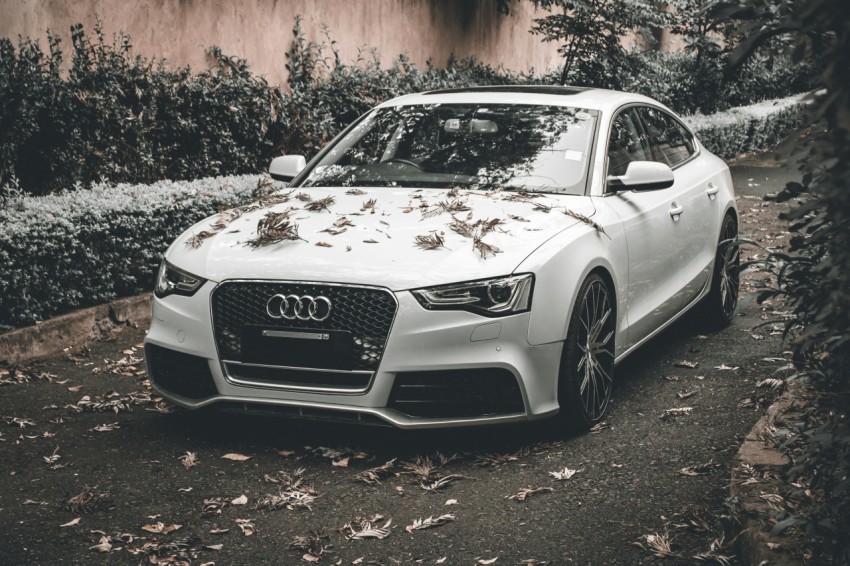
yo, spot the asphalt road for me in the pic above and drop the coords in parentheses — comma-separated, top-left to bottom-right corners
(0, 149, 799, 565)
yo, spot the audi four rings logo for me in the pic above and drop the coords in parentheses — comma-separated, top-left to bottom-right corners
(266, 294, 333, 322)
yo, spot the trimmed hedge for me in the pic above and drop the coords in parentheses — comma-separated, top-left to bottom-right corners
(0, 176, 277, 328)
(0, 96, 811, 329)
(682, 92, 811, 159)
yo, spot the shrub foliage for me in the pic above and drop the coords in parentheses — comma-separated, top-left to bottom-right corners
(0, 16, 817, 196)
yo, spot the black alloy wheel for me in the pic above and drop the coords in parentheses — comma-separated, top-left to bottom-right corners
(558, 273, 616, 431)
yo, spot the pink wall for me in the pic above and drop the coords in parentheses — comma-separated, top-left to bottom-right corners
(0, 0, 564, 85)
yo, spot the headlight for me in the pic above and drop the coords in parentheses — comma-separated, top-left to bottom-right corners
(411, 274, 533, 317)
(154, 260, 206, 298)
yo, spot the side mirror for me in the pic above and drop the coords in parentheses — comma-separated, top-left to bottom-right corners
(269, 155, 307, 183)
(607, 161, 674, 192)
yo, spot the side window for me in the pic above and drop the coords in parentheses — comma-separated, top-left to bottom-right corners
(607, 108, 651, 177)
(638, 107, 696, 167)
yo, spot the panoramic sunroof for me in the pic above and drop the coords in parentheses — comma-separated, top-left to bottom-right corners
(422, 85, 592, 96)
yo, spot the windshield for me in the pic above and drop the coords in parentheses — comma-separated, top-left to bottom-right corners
(299, 104, 597, 195)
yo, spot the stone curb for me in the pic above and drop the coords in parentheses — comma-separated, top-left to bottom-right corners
(731, 388, 803, 565)
(0, 294, 152, 365)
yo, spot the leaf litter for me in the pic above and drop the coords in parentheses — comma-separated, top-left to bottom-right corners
(405, 514, 456, 533)
(342, 515, 393, 540)
(506, 487, 554, 501)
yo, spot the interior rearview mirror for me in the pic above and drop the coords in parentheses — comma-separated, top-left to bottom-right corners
(269, 155, 307, 183)
(607, 161, 674, 192)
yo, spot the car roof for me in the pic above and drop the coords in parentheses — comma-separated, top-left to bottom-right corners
(378, 85, 662, 115)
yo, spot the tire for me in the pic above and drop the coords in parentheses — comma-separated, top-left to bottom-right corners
(702, 213, 740, 329)
(556, 273, 616, 432)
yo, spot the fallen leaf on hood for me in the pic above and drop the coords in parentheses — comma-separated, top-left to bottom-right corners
(60, 517, 81, 527)
(362, 239, 379, 244)
(549, 467, 580, 481)
(231, 494, 248, 505)
(405, 514, 455, 533)
(221, 453, 251, 461)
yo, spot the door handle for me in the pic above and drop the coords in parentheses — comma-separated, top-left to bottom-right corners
(669, 203, 684, 219)
(706, 183, 719, 198)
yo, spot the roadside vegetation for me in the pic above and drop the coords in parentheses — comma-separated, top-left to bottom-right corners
(717, 0, 850, 561)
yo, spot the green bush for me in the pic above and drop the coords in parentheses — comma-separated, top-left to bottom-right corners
(0, 22, 288, 196)
(0, 19, 816, 197)
(681, 93, 811, 158)
(0, 95, 808, 329)
(0, 175, 277, 328)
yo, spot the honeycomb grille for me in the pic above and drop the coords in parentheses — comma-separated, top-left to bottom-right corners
(211, 282, 397, 371)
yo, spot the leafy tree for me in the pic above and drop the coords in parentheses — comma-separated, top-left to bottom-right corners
(529, 0, 665, 86)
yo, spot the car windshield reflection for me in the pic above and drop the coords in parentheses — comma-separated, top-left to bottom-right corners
(300, 104, 597, 195)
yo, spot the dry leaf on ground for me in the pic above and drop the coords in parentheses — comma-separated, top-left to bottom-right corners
(549, 467, 580, 481)
(506, 487, 554, 501)
(60, 517, 81, 527)
(405, 514, 455, 533)
(221, 453, 251, 461)
(179, 451, 198, 469)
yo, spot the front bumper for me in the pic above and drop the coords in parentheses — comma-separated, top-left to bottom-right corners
(144, 281, 562, 429)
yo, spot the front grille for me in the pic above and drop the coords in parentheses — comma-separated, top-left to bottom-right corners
(211, 282, 397, 372)
(388, 369, 525, 419)
(145, 344, 218, 399)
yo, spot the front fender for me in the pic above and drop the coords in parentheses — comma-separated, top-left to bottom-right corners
(517, 207, 627, 351)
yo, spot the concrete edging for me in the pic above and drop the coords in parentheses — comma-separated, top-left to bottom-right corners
(0, 294, 152, 365)
(731, 389, 803, 566)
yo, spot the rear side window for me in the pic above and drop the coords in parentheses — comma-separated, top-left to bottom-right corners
(637, 107, 696, 167)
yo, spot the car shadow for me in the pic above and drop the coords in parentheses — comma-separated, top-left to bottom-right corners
(158, 306, 717, 457)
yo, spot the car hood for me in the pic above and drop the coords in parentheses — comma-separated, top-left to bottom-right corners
(166, 186, 595, 290)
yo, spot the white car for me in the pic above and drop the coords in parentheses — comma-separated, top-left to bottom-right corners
(144, 86, 738, 431)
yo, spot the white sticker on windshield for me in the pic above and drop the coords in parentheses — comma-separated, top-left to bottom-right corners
(564, 150, 583, 161)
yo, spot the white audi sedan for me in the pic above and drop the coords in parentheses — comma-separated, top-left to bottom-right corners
(144, 86, 738, 431)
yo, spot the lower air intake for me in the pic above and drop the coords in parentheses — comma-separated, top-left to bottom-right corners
(388, 368, 524, 419)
